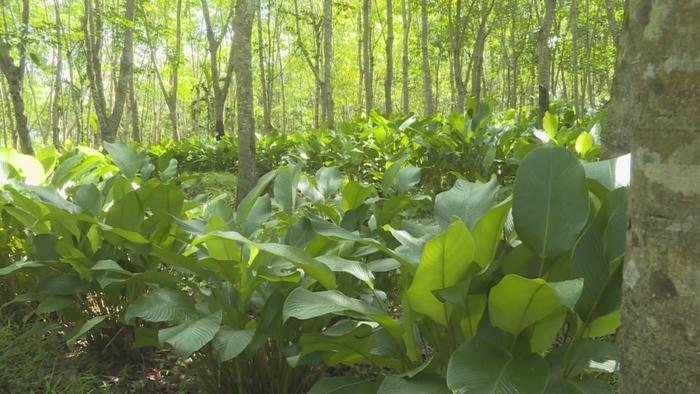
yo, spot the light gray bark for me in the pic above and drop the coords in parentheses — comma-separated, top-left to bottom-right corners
(234, 0, 258, 202)
(400, 0, 410, 113)
(420, 0, 433, 116)
(362, 0, 373, 114)
(612, 1, 700, 392)
(384, 0, 393, 115)
(536, 0, 555, 126)
(322, 0, 334, 127)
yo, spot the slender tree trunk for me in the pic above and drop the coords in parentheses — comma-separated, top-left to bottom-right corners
(257, 0, 271, 131)
(610, 2, 700, 392)
(384, 0, 393, 115)
(604, 0, 619, 47)
(51, 0, 64, 149)
(400, 0, 410, 113)
(0, 0, 33, 154)
(420, 0, 433, 116)
(362, 0, 373, 114)
(322, 0, 334, 127)
(536, 0, 555, 127)
(202, 0, 236, 140)
(82, 0, 134, 143)
(571, 0, 582, 118)
(234, 0, 258, 202)
(128, 71, 140, 142)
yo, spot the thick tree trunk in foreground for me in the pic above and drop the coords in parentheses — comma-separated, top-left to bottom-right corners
(234, 0, 258, 202)
(612, 1, 700, 392)
(0, 0, 33, 154)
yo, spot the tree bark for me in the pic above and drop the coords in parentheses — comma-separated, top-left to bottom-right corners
(51, 0, 64, 149)
(257, 0, 271, 131)
(362, 0, 373, 114)
(82, 0, 134, 143)
(322, 0, 334, 127)
(128, 70, 140, 142)
(611, 1, 700, 392)
(0, 0, 33, 154)
(420, 0, 433, 116)
(400, 0, 411, 113)
(384, 0, 393, 115)
(571, 0, 582, 118)
(234, 0, 258, 202)
(202, 0, 237, 139)
(604, 0, 619, 47)
(536, 0, 555, 127)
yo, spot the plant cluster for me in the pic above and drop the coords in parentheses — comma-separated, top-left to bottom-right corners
(0, 126, 624, 392)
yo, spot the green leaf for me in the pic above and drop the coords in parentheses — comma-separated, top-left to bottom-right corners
(211, 326, 255, 362)
(236, 170, 277, 225)
(459, 294, 487, 337)
(447, 337, 548, 394)
(105, 191, 144, 232)
(308, 377, 379, 394)
(378, 375, 450, 394)
(316, 255, 375, 288)
(196, 230, 336, 289)
(104, 142, 142, 178)
(283, 288, 384, 321)
(36, 296, 74, 314)
(545, 377, 612, 394)
(66, 316, 107, 346)
(124, 288, 195, 323)
(274, 164, 303, 214)
(575, 132, 593, 156)
(341, 181, 374, 212)
(472, 199, 511, 267)
(543, 112, 559, 140)
(0, 261, 43, 276)
(513, 145, 590, 258)
(530, 308, 566, 353)
(74, 184, 102, 216)
(316, 166, 342, 198)
(488, 274, 562, 336)
(159, 310, 222, 357)
(408, 220, 476, 326)
(434, 178, 500, 229)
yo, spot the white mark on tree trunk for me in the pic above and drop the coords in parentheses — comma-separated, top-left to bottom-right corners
(624, 258, 640, 289)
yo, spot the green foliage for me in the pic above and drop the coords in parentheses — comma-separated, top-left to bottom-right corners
(0, 137, 624, 392)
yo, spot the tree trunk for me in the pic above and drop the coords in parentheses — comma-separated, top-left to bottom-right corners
(420, 0, 433, 116)
(611, 1, 700, 392)
(202, 0, 236, 140)
(234, 0, 258, 202)
(129, 71, 140, 142)
(400, 0, 410, 113)
(384, 0, 393, 115)
(362, 0, 373, 114)
(536, 0, 555, 127)
(0, 0, 33, 154)
(604, 0, 619, 47)
(257, 0, 272, 131)
(322, 0, 334, 127)
(82, 0, 134, 143)
(52, 0, 64, 149)
(571, 0, 582, 118)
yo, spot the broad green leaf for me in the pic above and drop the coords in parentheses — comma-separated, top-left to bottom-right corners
(211, 326, 255, 362)
(196, 231, 336, 289)
(341, 181, 374, 212)
(36, 296, 74, 314)
(378, 374, 450, 394)
(530, 307, 566, 353)
(488, 275, 562, 335)
(548, 279, 584, 310)
(66, 316, 107, 346)
(582, 154, 631, 190)
(316, 166, 342, 198)
(447, 337, 548, 394)
(545, 377, 612, 394)
(105, 191, 144, 232)
(274, 164, 303, 214)
(513, 145, 589, 258)
(308, 377, 379, 394)
(73, 184, 102, 216)
(382, 155, 409, 193)
(396, 165, 421, 194)
(236, 170, 277, 225)
(158, 310, 222, 357)
(91, 260, 132, 275)
(283, 288, 399, 336)
(459, 294, 487, 337)
(124, 288, 195, 323)
(543, 112, 558, 140)
(0, 261, 43, 276)
(472, 199, 511, 267)
(316, 255, 375, 288)
(434, 178, 500, 229)
(408, 220, 476, 326)
(584, 310, 620, 338)
(104, 142, 142, 178)
(575, 132, 593, 156)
